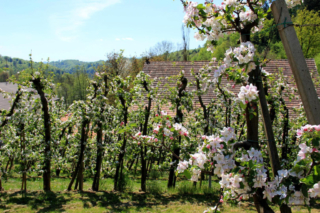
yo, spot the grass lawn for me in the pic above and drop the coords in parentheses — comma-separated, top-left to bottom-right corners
(0, 176, 319, 213)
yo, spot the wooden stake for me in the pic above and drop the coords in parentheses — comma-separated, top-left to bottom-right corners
(271, 0, 320, 125)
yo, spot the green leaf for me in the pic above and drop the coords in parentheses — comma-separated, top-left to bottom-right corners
(301, 175, 314, 188)
(240, 102, 247, 110)
(129, 123, 137, 127)
(313, 165, 320, 182)
(240, 182, 244, 189)
(185, 137, 190, 143)
(117, 128, 125, 134)
(312, 138, 320, 147)
(301, 184, 309, 198)
(249, 160, 254, 169)
(196, 4, 205, 10)
(183, 169, 192, 180)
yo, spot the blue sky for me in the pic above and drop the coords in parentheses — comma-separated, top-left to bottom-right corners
(0, 0, 221, 62)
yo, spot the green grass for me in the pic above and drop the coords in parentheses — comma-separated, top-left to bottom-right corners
(0, 176, 319, 213)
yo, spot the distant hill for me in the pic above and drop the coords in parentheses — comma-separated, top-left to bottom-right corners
(0, 56, 106, 82)
(48, 60, 104, 74)
(0, 55, 65, 81)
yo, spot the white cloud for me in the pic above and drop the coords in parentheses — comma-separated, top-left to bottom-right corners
(115, 38, 121, 41)
(51, 0, 121, 41)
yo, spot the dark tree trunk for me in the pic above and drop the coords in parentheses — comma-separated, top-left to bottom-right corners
(128, 157, 135, 171)
(56, 127, 73, 178)
(167, 137, 181, 188)
(140, 82, 152, 192)
(92, 125, 103, 191)
(32, 78, 52, 191)
(253, 188, 275, 213)
(5, 156, 12, 172)
(0, 178, 3, 191)
(114, 105, 128, 191)
(168, 76, 187, 188)
(9, 157, 14, 172)
(140, 145, 147, 191)
(67, 119, 89, 191)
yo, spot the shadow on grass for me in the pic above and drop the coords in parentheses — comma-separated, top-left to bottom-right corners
(76, 189, 219, 212)
(0, 191, 70, 212)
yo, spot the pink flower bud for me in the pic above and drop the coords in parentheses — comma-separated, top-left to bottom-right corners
(245, 100, 249, 104)
(155, 114, 159, 117)
(219, 199, 223, 203)
(206, 144, 211, 149)
(138, 132, 141, 136)
(170, 136, 174, 140)
(232, 84, 235, 89)
(154, 138, 158, 142)
(313, 148, 318, 152)
(184, 132, 188, 136)
(210, 162, 213, 165)
(138, 142, 141, 145)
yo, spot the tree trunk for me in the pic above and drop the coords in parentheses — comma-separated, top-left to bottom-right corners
(67, 119, 89, 191)
(140, 145, 147, 191)
(9, 157, 14, 172)
(253, 188, 275, 213)
(56, 169, 61, 177)
(167, 137, 181, 188)
(92, 125, 103, 191)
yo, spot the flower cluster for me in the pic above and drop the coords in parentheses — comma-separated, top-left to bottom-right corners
(133, 132, 158, 145)
(309, 182, 320, 198)
(286, 0, 304, 8)
(224, 42, 256, 72)
(183, 2, 200, 26)
(296, 124, 320, 138)
(239, 10, 258, 23)
(177, 160, 189, 173)
(238, 84, 259, 104)
(191, 168, 202, 182)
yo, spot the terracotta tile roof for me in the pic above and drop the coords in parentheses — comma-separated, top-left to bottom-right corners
(142, 59, 320, 118)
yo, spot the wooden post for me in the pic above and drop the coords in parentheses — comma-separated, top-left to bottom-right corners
(271, 0, 320, 125)
(257, 77, 281, 174)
